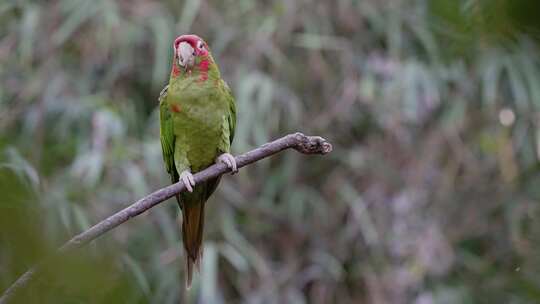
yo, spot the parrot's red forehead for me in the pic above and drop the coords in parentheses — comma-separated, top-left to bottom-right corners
(174, 34, 205, 48)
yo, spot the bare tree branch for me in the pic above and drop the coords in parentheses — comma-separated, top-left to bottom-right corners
(0, 132, 332, 304)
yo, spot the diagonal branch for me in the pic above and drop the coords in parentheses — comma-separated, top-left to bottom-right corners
(0, 132, 332, 304)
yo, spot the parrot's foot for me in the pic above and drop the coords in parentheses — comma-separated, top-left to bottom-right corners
(217, 153, 238, 174)
(179, 170, 195, 192)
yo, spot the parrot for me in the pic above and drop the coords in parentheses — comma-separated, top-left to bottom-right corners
(159, 34, 236, 288)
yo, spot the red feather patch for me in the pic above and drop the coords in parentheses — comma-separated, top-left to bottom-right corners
(172, 63, 181, 77)
(199, 58, 209, 82)
(170, 104, 182, 113)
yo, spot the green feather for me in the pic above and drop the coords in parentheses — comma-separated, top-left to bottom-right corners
(158, 43, 236, 288)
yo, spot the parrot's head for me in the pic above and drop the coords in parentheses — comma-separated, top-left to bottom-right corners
(172, 34, 212, 75)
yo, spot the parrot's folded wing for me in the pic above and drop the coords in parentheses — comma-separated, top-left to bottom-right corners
(226, 81, 236, 145)
(159, 85, 178, 184)
(222, 81, 236, 147)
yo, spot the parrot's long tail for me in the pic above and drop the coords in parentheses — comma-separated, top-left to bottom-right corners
(181, 202, 205, 289)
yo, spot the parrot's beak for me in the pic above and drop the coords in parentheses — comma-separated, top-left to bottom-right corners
(177, 41, 195, 69)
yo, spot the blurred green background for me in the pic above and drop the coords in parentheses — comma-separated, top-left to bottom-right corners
(2, 0, 540, 303)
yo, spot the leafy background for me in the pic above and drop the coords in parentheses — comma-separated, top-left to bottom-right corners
(1, 0, 540, 303)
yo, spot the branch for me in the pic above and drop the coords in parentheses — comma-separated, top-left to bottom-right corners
(0, 132, 332, 303)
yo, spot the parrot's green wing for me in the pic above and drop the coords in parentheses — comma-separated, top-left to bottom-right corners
(221, 81, 236, 149)
(226, 81, 236, 145)
(159, 85, 179, 184)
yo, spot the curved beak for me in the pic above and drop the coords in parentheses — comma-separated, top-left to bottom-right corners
(177, 41, 195, 69)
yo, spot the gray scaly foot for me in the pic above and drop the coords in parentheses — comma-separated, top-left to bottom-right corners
(179, 170, 195, 192)
(217, 153, 238, 174)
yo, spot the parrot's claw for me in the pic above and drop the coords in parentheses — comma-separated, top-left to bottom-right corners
(179, 170, 195, 192)
(217, 153, 238, 174)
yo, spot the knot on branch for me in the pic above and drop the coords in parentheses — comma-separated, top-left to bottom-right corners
(292, 132, 333, 155)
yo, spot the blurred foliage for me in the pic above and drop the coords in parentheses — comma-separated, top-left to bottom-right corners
(1, 0, 540, 303)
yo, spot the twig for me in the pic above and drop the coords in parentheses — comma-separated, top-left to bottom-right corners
(0, 132, 332, 303)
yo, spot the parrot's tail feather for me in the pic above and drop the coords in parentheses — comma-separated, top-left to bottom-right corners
(185, 255, 193, 289)
(181, 201, 205, 289)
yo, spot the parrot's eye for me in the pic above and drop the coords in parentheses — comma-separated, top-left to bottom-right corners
(197, 41, 205, 50)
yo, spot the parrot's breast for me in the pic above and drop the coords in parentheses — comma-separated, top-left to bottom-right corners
(169, 78, 227, 172)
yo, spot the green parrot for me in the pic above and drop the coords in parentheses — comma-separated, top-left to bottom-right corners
(159, 34, 236, 288)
